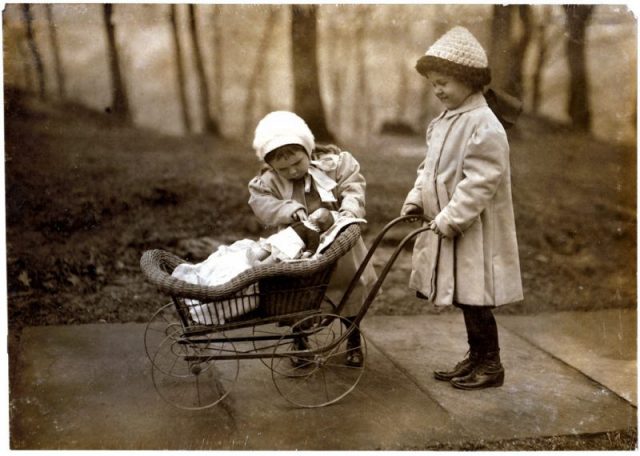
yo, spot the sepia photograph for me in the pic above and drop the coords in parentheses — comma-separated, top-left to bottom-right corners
(3, 2, 637, 450)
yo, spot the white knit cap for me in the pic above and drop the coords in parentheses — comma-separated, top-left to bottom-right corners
(425, 26, 488, 69)
(252, 111, 315, 161)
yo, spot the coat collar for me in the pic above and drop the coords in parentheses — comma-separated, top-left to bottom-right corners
(441, 91, 487, 119)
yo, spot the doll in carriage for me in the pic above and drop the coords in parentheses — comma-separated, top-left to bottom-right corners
(169, 208, 361, 326)
(139, 111, 437, 410)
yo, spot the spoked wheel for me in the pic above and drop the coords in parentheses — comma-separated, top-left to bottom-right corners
(144, 302, 185, 367)
(252, 299, 337, 373)
(151, 335, 240, 410)
(251, 323, 290, 370)
(271, 313, 367, 408)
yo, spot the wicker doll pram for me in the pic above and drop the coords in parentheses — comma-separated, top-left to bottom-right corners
(140, 217, 431, 410)
(141, 224, 363, 409)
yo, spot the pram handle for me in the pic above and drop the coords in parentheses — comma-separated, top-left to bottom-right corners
(335, 215, 431, 317)
(140, 224, 361, 301)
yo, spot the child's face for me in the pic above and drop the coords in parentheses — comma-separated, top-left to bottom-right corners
(269, 149, 310, 181)
(427, 71, 474, 110)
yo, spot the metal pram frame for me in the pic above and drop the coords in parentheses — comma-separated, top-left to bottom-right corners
(140, 216, 430, 410)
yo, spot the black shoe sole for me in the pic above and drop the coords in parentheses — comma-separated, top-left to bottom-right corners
(434, 368, 475, 382)
(450, 373, 505, 390)
(434, 372, 457, 382)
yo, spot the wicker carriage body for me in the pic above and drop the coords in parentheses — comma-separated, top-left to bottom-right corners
(140, 224, 361, 331)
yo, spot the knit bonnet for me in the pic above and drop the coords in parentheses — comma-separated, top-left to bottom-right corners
(252, 111, 315, 161)
(416, 26, 491, 90)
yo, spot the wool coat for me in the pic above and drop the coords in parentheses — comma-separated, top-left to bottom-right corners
(248, 150, 377, 315)
(402, 92, 523, 307)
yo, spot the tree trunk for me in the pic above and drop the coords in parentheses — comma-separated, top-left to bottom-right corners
(531, 6, 552, 113)
(211, 5, 224, 121)
(489, 5, 513, 92)
(330, 14, 347, 138)
(188, 4, 219, 135)
(21, 4, 46, 99)
(393, 6, 411, 121)
(395, 60, 409, 120)
(352, 8, 371, 140)
(291, 5, 333, 142)
(102, 4, 131, 121)
(563, 5, 594, 131)
(45, 5, 66, 99)
(505, 5, 532, 98)
(243, 8, 278, 135)
(169, 5, 191, 133)
(17, 39, 35, 92)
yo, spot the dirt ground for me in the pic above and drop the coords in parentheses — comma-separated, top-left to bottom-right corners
(4, 88, 637, 449)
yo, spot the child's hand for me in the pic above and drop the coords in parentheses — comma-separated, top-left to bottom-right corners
(401, 204, 423, 216)
(293, 208, 308, 222)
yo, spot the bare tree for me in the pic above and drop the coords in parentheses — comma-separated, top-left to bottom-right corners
(45, 5, 66, 99)
(490, 5, 533, 99)
(530, 10, 548, 112)
(390, 5, 410, 122)
(16, 38, 35, 92)
(489, 5, 513, 92)
(352, 7, 372, 140)
(291, 5, 333, 142)
(506, 5, 532, 98)
(188, 4, 219, 135)
(169, 5, 191, 133)
(243, 7, 279, 135)
(21, 4, 46, 99)
(530, 6, 554, 113)
(211, 5, 224, 122)
(102, 4, 131, 121)
(563, 4, 594, 131)
(329, 12, 346, 137)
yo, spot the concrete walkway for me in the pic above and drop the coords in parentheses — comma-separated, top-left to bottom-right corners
(10, 309, 637, 450)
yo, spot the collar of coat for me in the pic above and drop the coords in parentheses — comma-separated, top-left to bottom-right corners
(440, 91, 487, 120)
(260, 154, 340, 203)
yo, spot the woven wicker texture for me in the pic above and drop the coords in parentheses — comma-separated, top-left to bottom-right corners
(140, 224, 361, 302)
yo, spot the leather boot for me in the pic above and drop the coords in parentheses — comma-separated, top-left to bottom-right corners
(450, 351, 504, 390)
(345, 321, 363, 367)
(433, 350, 482, 381)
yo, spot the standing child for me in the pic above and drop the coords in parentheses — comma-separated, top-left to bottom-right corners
(248, 111, 377, 367)
(400, 27, 523, 389)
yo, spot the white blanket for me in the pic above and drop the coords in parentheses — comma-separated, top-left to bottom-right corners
(172, 240, 259, 325)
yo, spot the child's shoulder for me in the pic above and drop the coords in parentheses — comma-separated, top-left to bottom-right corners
(312, 143, 343, 158)
(455, 104, 506, 136)
(249, 165, 280, 187)
(312, 144, 358, 166)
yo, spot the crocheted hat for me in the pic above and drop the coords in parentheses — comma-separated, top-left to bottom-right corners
(415, 26, 491, 89)
(252, 111, 315, 161)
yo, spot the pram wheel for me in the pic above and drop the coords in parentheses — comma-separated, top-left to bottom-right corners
(270, 313, 367, 408)
(252, 297, 338, 374)
(151, 335, 240, 410)
(144, 302, 184, 370)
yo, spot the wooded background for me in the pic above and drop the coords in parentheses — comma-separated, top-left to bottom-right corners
(3, 4, 637, 144)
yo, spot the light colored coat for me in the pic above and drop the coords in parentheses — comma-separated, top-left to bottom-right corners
(402, 92, 523, 307)
(248, 150, 377, 315)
